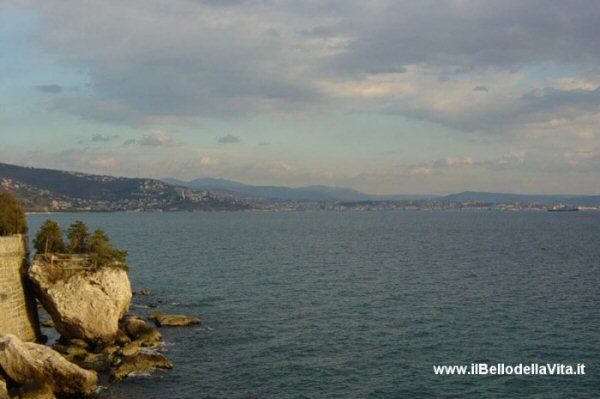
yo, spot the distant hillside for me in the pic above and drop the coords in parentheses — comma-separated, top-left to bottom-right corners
(0, 162, 248, 211)
(442, 191, 577, 204)
(163, 177, 434, 202)
(163, 177, 366, 201)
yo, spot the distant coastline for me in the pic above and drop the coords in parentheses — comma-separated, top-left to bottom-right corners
(3, 161, 600, 213)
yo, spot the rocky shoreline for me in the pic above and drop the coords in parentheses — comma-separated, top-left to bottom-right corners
(0, 254, 200, 398)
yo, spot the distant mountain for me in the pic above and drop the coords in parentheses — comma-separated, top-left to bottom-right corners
(0, 162, 247, 211)
(442, 191, 585, 205)
(163, 177, 364, 201)
(163, 177, 433, 202)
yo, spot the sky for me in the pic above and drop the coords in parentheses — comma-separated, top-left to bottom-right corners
(1, 0, 600, 195)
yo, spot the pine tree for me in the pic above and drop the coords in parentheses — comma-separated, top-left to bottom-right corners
(33, 220, 66, 254)
(67, 220, 90, 253)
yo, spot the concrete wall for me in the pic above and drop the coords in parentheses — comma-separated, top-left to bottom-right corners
(0, 235, 40, 341)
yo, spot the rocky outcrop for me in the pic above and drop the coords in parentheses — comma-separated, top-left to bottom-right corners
(0, 334, 97, 395)
(120, 315, 163, 348)
(111, 352, 172, 381)
(28, 257, 132, 343)
(151, 312, 201, 327)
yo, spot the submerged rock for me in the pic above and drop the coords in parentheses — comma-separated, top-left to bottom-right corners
(28, 257, 132, 344)
(151, 312, 202, 327)
(0, 334, 97, 395)
(111, 352, 172, 381)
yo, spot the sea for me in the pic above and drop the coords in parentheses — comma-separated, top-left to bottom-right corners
(27, 210, 600, 398)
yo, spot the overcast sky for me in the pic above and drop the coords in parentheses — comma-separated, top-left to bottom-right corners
(1, 0, 600, 194)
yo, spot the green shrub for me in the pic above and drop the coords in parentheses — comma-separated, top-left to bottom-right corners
(89, 229, 128, 269)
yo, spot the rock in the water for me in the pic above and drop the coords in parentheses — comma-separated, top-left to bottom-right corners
(28, 257, 132, 344)
(151, 312, 201, 327)
(133, 289, 151, 296)
(121, 315, 154, 338)
(111, 352, 172, 381)
(120, 315, 163, 348)
(121, 341, 141, 357)
(0, 334, 97, 395)
(115, 329, 132, 346)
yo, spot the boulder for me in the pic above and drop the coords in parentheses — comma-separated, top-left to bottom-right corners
(120, 316, 163, 348)
(121, 341, 141, 357)
(28, 258, 132, 344)
(0, 334, 97, 395)
(111, 352, 172, 381)
(151, 312, 202, 327)
(121, 315, 154, 338)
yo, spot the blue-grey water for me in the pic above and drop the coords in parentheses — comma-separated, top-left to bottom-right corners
(27, 211, 600, 398)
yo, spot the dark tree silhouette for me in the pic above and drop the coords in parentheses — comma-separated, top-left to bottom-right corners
(0, 192, 28, 236)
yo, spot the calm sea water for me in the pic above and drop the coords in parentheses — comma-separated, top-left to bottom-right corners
(27, 211, 600, 398)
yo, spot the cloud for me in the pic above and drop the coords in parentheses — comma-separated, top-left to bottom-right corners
(410, 166, 432, 176)
(91, 133, 119, 142)
(218, 134, 240, 144)
(123, 139, 136, 145)
(34, 84, 63, 93)
(297, 25, 336, 38)
(139, 131, 180, 147)
(87, 156, 118, 168)
(257, 141, 270, 146)
(14, 0, 600, 143)
(433, 157, 475, 168)
(196, 156, 219, 167)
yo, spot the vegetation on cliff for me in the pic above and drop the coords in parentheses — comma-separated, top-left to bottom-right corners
(34, 220, 127, 269)
(0, 192, 27, 236)
(33, 220, 66, 254)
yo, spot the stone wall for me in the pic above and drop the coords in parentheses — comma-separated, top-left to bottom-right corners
(0, 235, 40, 341)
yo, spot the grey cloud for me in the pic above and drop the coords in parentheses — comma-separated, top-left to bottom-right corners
(139, 132, 179, 147)
(473, 86, 488, 92)
(21, 0, 600, 132)
(123, 139, 136, 145)
(297, 25, 335, 38)
(258, 141, 270, 146)
(194, 0, 251, 6)
(330, 1, 600, 74)
(219, 134, 241, 144)
(91, 133, 119, 142)
(384, 85, 600, 134)
(34, 84, 63, 93)
(264, 28, 280, 37)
